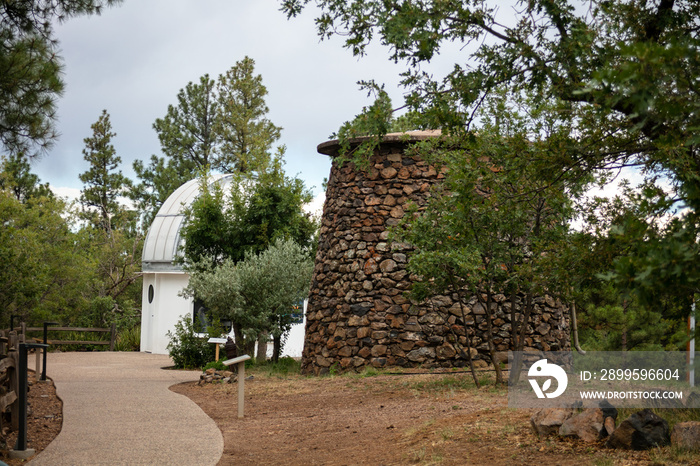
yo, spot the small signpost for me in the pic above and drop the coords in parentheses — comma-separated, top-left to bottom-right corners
(223, 354, 251, 418)
(207, 337, 227, 361)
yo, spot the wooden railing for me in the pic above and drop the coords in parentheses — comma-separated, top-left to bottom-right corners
(0, 321, 116, 456)
(23, 324, 117, 351)
(0, 329, 24, 437)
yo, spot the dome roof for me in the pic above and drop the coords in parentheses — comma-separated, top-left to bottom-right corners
(142, 174, 235, 272)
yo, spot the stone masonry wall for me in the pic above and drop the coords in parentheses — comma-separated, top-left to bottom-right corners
(302, 133, 570, 375)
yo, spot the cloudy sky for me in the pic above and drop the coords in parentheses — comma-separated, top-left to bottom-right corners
(33, 0, 462, 210)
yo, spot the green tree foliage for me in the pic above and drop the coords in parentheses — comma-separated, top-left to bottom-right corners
(183, 238, 313, 360)
(129, 154, 183, 228)
(332, 86, 420, 165)
(130, 56, 282, 227)
(180, 160, 317, 268)
(79, 109, 132, 233)
(396, 96, 582, 382)
(166, 315, 216, 369)
(0, 115, 141, 333)
(153, 74, 219, 173)
(179, 174, 232, 267)
(77, 110, 142, 329)
(0, 0, 122, 156)
(0, 188, 87, 325)
(0, 152, 52, 201)
(83, 227, 143, 329)
(284, 0, 700, 340)
(216, 56, 282, 174)
(567, 182, 693, 350)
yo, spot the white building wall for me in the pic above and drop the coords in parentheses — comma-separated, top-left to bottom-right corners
(140, 272, 192, 355)
(266, 312, 306, 359)
(140, 268, 308, 358)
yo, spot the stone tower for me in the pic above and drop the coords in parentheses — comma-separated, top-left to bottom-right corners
(302, 132, 570, 374)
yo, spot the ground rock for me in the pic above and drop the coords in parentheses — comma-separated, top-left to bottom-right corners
(671, 421, 700, 450)
(600, 399, 618, 436)
(604, 416, 616, 436)
(199, 369, 238, 385)
(685, 392, 700, 408)
(606, 409, 670, 450)
(559, 409, 605, 442)
(471, 359, 488, 369)
(530, 408, 576, 436)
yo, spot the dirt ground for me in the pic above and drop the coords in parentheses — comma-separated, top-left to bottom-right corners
(1, 372, 62, 465)
(3, 368, 698, 465)
(171, 369, 700, 466)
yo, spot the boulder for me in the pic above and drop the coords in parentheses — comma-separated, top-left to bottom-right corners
(600, 399, 618, 436)
(604, 416, 616, 437)
(559, 404, 616, 442)
(530, 408, 576, 436)
(606, 409, 670, 450)
(671, 421, 700, 450)
(559, 409, 605, 443)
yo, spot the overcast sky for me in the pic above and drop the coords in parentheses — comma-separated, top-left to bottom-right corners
(33, 0, 463, 211)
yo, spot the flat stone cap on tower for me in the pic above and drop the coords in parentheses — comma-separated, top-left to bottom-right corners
(317, 130, 442, 157)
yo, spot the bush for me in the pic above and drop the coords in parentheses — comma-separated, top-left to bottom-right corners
(203, 359, 227, 371)
(114, 325, 141, 351)
(166, 316, 215, 369)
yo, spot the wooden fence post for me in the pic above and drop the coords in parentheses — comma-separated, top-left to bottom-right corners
(109, 323, 116, 351)
(35, 348, 41, 378)
(9, 332, 18, 431)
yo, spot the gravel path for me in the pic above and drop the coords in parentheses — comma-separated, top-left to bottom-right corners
(29, 352, 222, 465)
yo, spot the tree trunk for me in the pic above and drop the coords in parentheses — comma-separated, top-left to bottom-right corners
(482, 287, 503, 384)
(272, 335, 282, 363)
(232, 323, 247, 354)
(621, 299, 629, 351)
(256, 334, 268, 363)
(447, 275, 480, 388)
(509, 292, 533, 385)
(457, 298, 480, 389)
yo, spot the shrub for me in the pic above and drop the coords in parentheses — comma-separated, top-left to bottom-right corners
(114, 325, 141, 351)
(166, 316, 215, 369)
(203, 359, 227, 371)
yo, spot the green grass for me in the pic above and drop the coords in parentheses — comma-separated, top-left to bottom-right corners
(344, 365, 383, 378)
(246, 356, 301, 377)
(202, 359, 227, 371)
(615, 406, 700, 430)
(649, 444, 700, 464)
(439, 427, 455, 441)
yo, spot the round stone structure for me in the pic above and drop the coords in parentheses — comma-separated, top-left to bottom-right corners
(302, 131, 570, 374)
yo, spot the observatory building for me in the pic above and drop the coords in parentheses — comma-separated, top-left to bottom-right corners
(139, 174, 306, 357)
(139, 174, 234, 354)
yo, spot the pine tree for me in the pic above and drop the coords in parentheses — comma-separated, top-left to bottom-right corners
(131, 56, 283, 227)
(79, 110, 130, 233)
(0, 1, 122, 156)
